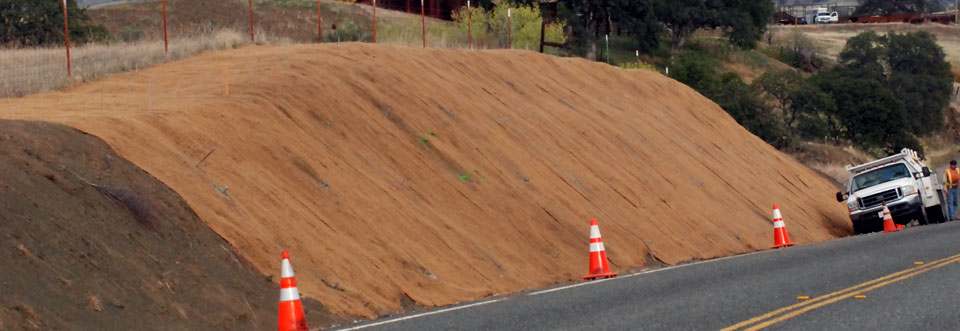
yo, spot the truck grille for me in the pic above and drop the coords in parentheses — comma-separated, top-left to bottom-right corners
(859, 189, 901, 209)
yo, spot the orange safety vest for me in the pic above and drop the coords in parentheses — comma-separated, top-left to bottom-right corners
(947, 168, 960, 189)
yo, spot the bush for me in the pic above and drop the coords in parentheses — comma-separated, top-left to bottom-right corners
(668, 51, 785, 146)
(452, 1, 566, 51)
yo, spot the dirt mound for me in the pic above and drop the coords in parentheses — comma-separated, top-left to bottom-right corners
(0, 120, 340, 329)
(3, 43, 850, 319)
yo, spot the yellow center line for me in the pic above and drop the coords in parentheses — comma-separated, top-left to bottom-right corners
(745, 256, 960, 330)
(722, 253, 960, 331)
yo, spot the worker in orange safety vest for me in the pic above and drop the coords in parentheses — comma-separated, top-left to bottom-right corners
(946, 160, 958, 220)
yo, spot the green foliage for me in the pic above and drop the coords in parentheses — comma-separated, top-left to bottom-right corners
(618, 60, 657, 71)
(885, 31, 953, 134)
(668, 51, 785, 146)
(812, 30, 953, 156)
(324, 20, 369, 43)
(721, 0, 774, 49)
(714, 73, 785, 145)
(654, 0, 773, 51)
(453, 1, 566, 51)
(611, 0, 661, 52)
(668, 51, 721, 94)
(754, 69, 835, 142)
(0, 0, 108, 46)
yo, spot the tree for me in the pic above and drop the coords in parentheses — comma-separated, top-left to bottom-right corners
(885, 31, 953, 134)
(654, 0, 773, 50)
(755, 69, 836, 141)
(714, 72, 785, 146)
(669, 51, 785, 146)
(0, 0, 107, 47)
(612, 0, 661, 52)
(721, 0, 775, 49)
(855, 0, 942, 16)
(813, 30, 947, 156)
(654, 0, 719, 50)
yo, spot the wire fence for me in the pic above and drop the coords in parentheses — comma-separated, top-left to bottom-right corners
(2, 0, 571, 98)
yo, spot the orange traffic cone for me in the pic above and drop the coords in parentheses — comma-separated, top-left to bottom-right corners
(771, 204, 795, 249)
(882, 202, 899, 233)
(582, 219, 618, 280)
(278, 250, 308, 331)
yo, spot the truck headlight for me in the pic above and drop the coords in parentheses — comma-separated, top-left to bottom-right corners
(903, 185, 918, 195)
(847, 200, 859, 212)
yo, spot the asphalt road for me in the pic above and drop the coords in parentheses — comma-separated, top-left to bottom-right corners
(331, 220, 960, 330)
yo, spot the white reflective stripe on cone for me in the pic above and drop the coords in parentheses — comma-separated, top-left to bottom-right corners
(589, 242, 605, 252)
(280, 287, 301, 302)
(282, 259, 295, 278)
(773, 209, 782, 220)
(773, 220, 785, 228)
(589, 225, 601, 239)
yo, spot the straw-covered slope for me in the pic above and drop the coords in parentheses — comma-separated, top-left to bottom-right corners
(4, 43, 850, 318)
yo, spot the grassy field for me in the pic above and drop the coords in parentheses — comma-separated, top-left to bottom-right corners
(770, 23, 960, 66)
(0, 29, 253, 97)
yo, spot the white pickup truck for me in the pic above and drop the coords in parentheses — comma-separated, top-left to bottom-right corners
(836, 149, 949, 234)
(815, 10, 839, 24)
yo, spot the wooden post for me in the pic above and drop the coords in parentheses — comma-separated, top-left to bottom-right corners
(61, 0, 71, 77)
(955, 0, 958, 25)
(421, 0, 426, 47)
(162, 0, 169, 53)
(317, 0, 323, 44)
(373, 0, 377, 43)
(467, 0, 472, 50)
(538, 16, 545, 53)
(507, 8, 512, 49)
(248, 0, 255, 42)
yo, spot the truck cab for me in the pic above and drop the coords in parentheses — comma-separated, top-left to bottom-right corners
(836, 149, 949, 234)
(815, 9, 839, 23)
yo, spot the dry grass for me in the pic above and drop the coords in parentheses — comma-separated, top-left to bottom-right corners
(770, 23, 960, 66)
(0, 28, 294, 97)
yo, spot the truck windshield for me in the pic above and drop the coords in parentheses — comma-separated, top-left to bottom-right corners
(851, 163, 911, 192)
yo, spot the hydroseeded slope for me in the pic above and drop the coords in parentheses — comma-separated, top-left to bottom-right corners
(4, 43, 850, 318)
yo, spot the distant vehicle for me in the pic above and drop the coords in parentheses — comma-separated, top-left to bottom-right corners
(816, 10, 839, 24)
(836, 149, 949, 234)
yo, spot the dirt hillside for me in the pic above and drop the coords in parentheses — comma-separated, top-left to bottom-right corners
(2, 43, 850, 319)
(0, 120, 339, 330)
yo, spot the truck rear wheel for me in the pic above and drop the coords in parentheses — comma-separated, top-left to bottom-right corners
(917, 205, 930, 225)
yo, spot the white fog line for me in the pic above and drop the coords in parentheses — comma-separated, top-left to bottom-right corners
(528, 250, 765, 296)
(337, 299, 504, 330)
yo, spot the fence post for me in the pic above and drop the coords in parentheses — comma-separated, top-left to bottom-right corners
(317, 0, 323, 44)
(162, 0, 169, 53)
(467, 0, 472, 50)
(61, 0, 71, 77)
(248, 0, 255, 42)
(421, 0, 426, 47)
(373, 0, 377, 43)
(507, 8, 512, 49)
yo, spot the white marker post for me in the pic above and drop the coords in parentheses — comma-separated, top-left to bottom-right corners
(605, 34, 610, 64)
(507, 8, 512, 49)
